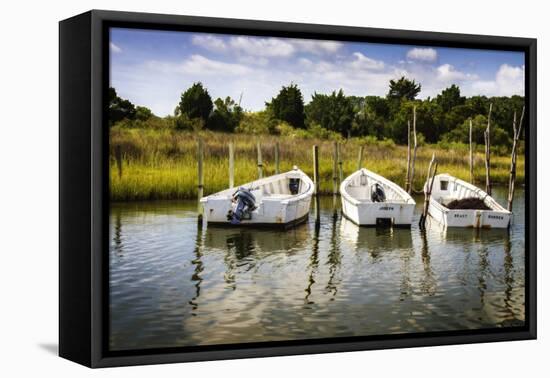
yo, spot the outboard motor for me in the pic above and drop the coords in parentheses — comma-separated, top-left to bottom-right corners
(371, 183, 386, 203)
(289, 178, 300, 195)
(227, 187, 256, 224)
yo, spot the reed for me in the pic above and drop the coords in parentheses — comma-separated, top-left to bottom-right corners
(109, 128, 524, 201)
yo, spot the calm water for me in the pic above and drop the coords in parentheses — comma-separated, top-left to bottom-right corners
(109, 188, 525, 351)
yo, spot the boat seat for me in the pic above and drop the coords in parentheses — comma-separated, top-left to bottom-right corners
(346, 185, 371, 200)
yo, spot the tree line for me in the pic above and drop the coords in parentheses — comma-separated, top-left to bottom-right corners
(109, 77, 524, 150)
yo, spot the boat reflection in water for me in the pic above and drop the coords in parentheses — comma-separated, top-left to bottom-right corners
(425, 216, 511, 245)
(108, 189, 525, 351)
(340, 217, 413, 257)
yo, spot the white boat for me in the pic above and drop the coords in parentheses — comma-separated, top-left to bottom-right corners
(426, 174, 511, 228)
(340, 168, 416, 227)
(200, 167, 314, 227)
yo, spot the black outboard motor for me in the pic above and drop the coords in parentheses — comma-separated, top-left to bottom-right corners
(371, 183, 386, 203)
(289, 178, 300, 195)
(228, 187, 256, 224)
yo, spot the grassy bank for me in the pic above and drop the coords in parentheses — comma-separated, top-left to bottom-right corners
(110, 127, 524, 201)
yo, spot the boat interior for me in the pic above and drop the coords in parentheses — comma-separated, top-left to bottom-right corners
(212, 173, 311, 203)
(251, 175, 311, 202)
(345, 171, 408, 203)
(430, 175, 498, 210)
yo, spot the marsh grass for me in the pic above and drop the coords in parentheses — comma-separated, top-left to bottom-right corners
(110, 128, 524, 201)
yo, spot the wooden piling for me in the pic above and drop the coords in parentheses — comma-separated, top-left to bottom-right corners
(115, 145, 123, 179)
(357, 145, 364, 171)
(228, 142, 234, 189)
(419, 153, 437, 229)
(256, 141, 263, 179)
(484, 103, 493, 195)
(337, 142, 344, 183)
(410, 106, 418, 194)
(274, 142, 280, 175)
(469, 118, 474, 184)
(313, 145, 321, 223)
(197, 138, 204, 222)
(507, 106, 525, 211)
(405, 120, 411, 192)
(332, 142, 339, 214)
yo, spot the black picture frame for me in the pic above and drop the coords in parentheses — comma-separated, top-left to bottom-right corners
(59, 9, 537, 368)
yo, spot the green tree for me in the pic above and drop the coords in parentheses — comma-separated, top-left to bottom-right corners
(390, 100, 444, 144)
(436, 84, 465, 112)
(208, 97, 243, 132)
(109, 87, 136, 124)
(178, 82, 213, 123)
(489, 96, 525, 139)
(266, 83, 305, 128)
(443, 114, 511, 148)
(306, 90, 354, 137)
(135, 106, 153, 121)
(387, 77, 422, 101)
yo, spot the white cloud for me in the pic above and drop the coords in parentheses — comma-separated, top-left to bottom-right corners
(179, 55, 252, 76)
(436, 63, 477, 82)
(110, 42, 122, 53)
(148, 55, 252, 77)
(468, 64, 524, 96)
(230, 36, 295, 57)
(406, 48, 437, 62)
(349, 52, 385, 71)
(298, 58, 313, 68)
(191, 35, 227, 52)
(191, 34, 343, 58)
(291, 39, 343, 54)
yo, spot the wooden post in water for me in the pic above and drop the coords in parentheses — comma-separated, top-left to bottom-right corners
(313, 145, 321, 224)
(469, 118, 474, 184)
(115, 145, 123, 179)
(357, 144, 364, 171)
(332, 142, 339, 215)
(337, 142, 344, 184)
(507, 106, 525, 211)
(228, 142, 235, 189)
(410, 106, 418, 194)
(405, 120, 411, 192)
(256, 141, 263, 179)
(197, 138, 204, 222)
(274, 142, 280, 175)
(484, 103, 493, 195)
(419, 153, 438, 229)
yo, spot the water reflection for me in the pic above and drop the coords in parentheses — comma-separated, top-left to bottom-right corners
(325, 216, 341, 298)
(419, 229, 436, 296)
(109, 188, 525, 351)
(305, 222, 320, 304)
(188, 224, 204, 314)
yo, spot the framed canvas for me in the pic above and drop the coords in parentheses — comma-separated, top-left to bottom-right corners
(59, 10, 536, 368)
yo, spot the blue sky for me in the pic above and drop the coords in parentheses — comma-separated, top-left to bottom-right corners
(110, 28, 525, 116)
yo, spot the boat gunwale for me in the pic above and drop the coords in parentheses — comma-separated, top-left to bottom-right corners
(340, 168, 416, 207)
(200, 168, 315, 205)
(429, 173, 511, 215)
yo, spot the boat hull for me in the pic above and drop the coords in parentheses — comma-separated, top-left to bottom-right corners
(427, 198, 510, 228)
(341, 194, 415, 226)
(426, 174, 511, 229)
(200, 169, 314, 227)
(340, 168, 416, 227)
(202, 196, 312, 226)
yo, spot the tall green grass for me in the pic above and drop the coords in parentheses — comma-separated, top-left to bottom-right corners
(110, 127, 524, 201)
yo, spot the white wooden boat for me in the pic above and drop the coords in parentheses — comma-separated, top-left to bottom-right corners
(426, 174, 511, 228)
(340, 168, 416, 227)
(200, 167, 314, 227)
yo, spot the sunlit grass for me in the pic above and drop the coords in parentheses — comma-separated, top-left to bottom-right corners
(110, 128, 524, 201)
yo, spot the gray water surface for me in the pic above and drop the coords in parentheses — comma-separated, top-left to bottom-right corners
(109, 188, 525, 351)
